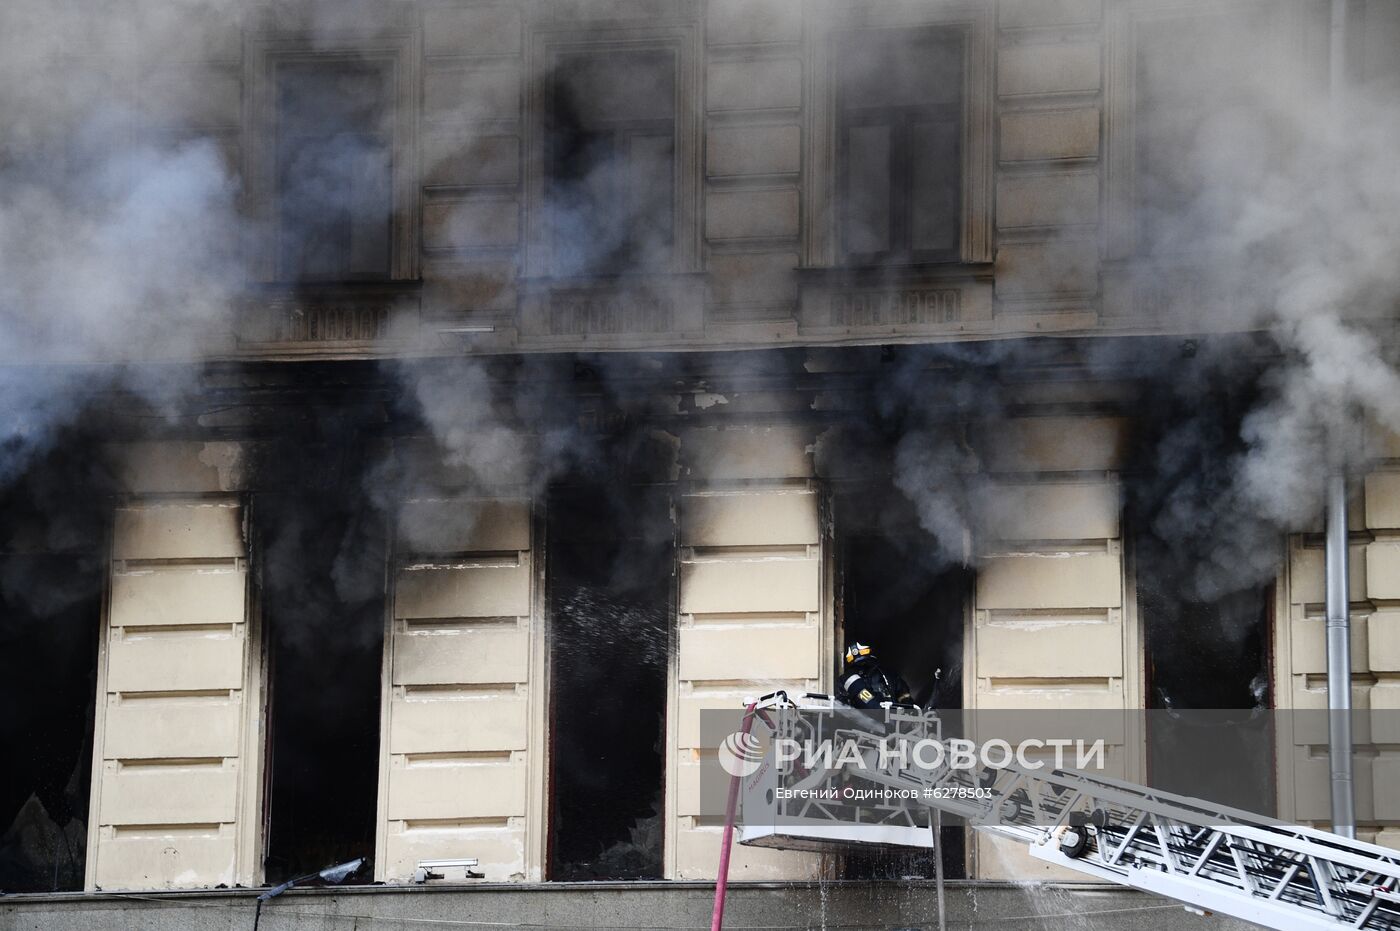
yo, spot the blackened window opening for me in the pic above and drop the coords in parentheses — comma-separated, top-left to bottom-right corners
(834, 482, 969, 880)
(1137, 534, 1276, 815)
(1127, 352, 1276, 816)
(838, 28, 963, 265)
(257, 438, 385, 885)
(548, 50, 677, 276)
(275, 61, 393, 282)
(0, 439, 109, 892)
(547, 483, 672, 880)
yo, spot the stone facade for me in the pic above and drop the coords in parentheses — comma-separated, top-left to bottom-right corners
(5, 0, 1400, 906)
(99, 0, 1286, 359)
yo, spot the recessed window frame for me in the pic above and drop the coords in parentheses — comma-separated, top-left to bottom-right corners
(545, 48, 681, 277)
(524, 20, 702, 279)
(245, 26, 421, 284)
(803, 0, 994, 269)
(1103, 0, 1325, 262)
(835, 26, 966, 266)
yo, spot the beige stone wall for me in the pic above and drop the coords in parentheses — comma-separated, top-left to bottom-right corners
(16, 0, 1345, 362)
(87, 495, 263, 891)
(142, 0, 1310, 360)
(1277, 429, 1400, 850)
(1367, 460, 1400, 849)
(667, 426, 831, 880)
(1278, 530, 1370, 836)
(378, 497, 544, 882)
(967, 414, 1140, 879)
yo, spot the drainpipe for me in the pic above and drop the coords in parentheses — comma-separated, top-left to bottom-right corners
(1325, 472, 1355, 839)
(1324, 0, 1356, 841)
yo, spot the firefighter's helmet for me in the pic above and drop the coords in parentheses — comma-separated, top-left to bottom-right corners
(844, 642, 875, 668)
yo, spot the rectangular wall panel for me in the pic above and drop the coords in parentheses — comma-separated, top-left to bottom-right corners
(968, 469, 1135, 880)
(88, 498, 259, 891)
(670, 476, 827, 880)
(378, 498, 539, 882)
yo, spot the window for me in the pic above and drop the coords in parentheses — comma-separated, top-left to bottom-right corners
(1107, 2, 1313, 258)
(837, 29, 964, 265)
(274, 62, 394, 282)
(246, 16, 419, 286)
(0, 437, 107, 893)
(547, 50, 677, 276)
(834, 481, 969, 879)
(1136, 536, 1276, 815)
(1125, 365, 1277, 816)
(546, 481, 673, 881)
(1133, 17, 1270, 253)
(256, 436, 385, 884)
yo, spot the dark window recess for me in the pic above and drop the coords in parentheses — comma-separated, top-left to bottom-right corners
(548, 50, 677, 276)
(547, 484, 672, 881)
(1126, 353, 1276, 816)
(276, 62, 393, 282)
(834, 484, 969, 880)
(1137, 539, 1276, 816)
(257, 437, 385, 885)
(0, 438, 111, 893)
(838, 28, 963, 265)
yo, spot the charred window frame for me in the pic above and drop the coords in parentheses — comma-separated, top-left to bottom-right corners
(541, 413, 678, 882)
(836, 28, 964, 266)
(1133, 530, 1279, 816)
(1123, 356, 1280, 816)
(249, 424, 389, 885)
(544, 484, 674, 881)
(246, 25, 420, 283)
(525, 21, 703, 279)
(803, 2, 994, 268)
(0, 442, 110, 893)
(831, 479, 970, 880)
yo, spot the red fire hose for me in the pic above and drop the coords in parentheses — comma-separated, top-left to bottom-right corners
(710, 700, 759, 931)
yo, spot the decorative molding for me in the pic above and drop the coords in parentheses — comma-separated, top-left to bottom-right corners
(237, 286, 421, 347)
(800, 0, 996, 268)
(831, 287, 962, 327)
(518, 274, 703, 345)
(798, 264, 993, 334)
(547, 290, 675, 336)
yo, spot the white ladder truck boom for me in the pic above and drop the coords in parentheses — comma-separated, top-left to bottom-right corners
(723, 691, 1400, 931)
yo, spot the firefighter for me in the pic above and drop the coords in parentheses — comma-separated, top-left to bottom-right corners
(840, 642, 916, 709)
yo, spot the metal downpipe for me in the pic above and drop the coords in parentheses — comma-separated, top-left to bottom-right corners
(1324, 0, 1356, 842)
(1325, 471, 1355, 839)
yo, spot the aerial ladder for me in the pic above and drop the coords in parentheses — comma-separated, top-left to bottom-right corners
(714, 692, 1400, 931)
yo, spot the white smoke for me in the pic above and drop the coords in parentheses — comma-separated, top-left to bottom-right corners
(0, 0, 1397, 583)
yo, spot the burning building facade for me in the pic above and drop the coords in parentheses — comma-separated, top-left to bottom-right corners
(3, 0, 1400, 923)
